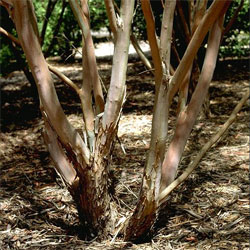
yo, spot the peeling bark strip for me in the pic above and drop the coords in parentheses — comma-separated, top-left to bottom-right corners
(2, 0, 243, 243)
(3, 0, 110, 237)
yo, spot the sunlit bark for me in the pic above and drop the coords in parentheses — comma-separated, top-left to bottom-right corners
(161, 12, 226, 190)
(159, 87, 249, 204)
(8, 0, 90, 166)
(102, 0, 134, 150)
(1, 0, 242, 243)
(124, 0, 176, 241)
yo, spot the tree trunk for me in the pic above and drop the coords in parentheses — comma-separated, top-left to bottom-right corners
(1, 0, 238, 243)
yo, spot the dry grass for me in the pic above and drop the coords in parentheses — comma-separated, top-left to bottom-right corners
(0, 58, 249, 249)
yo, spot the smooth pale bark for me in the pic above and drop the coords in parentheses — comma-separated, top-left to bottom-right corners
(69, 0, 104, 151)
(159, 87, 250, 205)
(8, 0, 90, 165)
(177, 67, 192, 113)
(161, 14, 225, 190)
(101, 0, 134, 150)
(104, 0, 118, 42)
(104, 0, 152, 71)
(69, 0, 104, 117)
(160, 0, 176, 74)
(124, 0, 176, 241)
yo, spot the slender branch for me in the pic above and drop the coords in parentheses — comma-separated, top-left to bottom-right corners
(0, 26, 20, 45)
(101, 0, 134, 152)
(8, 0, 90, 165)
(40, 0, 57, 46)
(160, 0, 176, 75)
(104, 0, 118, 41)
(191, 0, 208, 35)
(48, 65, 92, 134)
(106, 0, 152, 71)
(123, 1, 174, 239)
(45, 0, 67, 57)
(69, 0, 104, 115)
(48, 65, 80, 93)
(69, 0, 105, 151)
(159, 88, 250, 205)
(80, 0, 90, 21)
(176, 0, 190, 42)
(161, 12, 226, 190)
(168, 0, 230, 103)
(0, 26, 82, 97)
(222, 0, 244, 37)
(176, 0, 207, 113)
(141, 0, 163, 88)
(130, 34, 152, 71)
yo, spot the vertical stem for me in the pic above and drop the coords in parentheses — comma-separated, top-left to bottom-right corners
(12, 0, 90, 164)
(160, 0, 176, 75)
(69, 0, 105, 151)
(105, 0, 152, 71)
(69, 0, 104, 117)
(161, 13, 226, 190)
(101, 0, 134, 150)
(104, 0, 118, 41)
(141, 0, 162, 89)
(124, 0, 176, 241)
(40, 0, 57, 46)
(159, 87, 250, 205)
(168, 0, 229, 102)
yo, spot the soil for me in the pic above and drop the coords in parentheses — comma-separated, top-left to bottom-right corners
(0, 57, 249, 249)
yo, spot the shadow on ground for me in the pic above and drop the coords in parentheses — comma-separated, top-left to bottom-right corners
(0, 58, 249, 249)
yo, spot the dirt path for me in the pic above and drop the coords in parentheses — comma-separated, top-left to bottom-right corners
(0, 58, 249, 249)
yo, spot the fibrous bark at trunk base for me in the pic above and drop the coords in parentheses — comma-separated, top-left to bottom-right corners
(123, 193, 157, 242)
(45, 125, 117, 239)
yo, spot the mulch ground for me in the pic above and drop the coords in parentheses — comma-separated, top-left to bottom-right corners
(0, 57, 249, 249)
